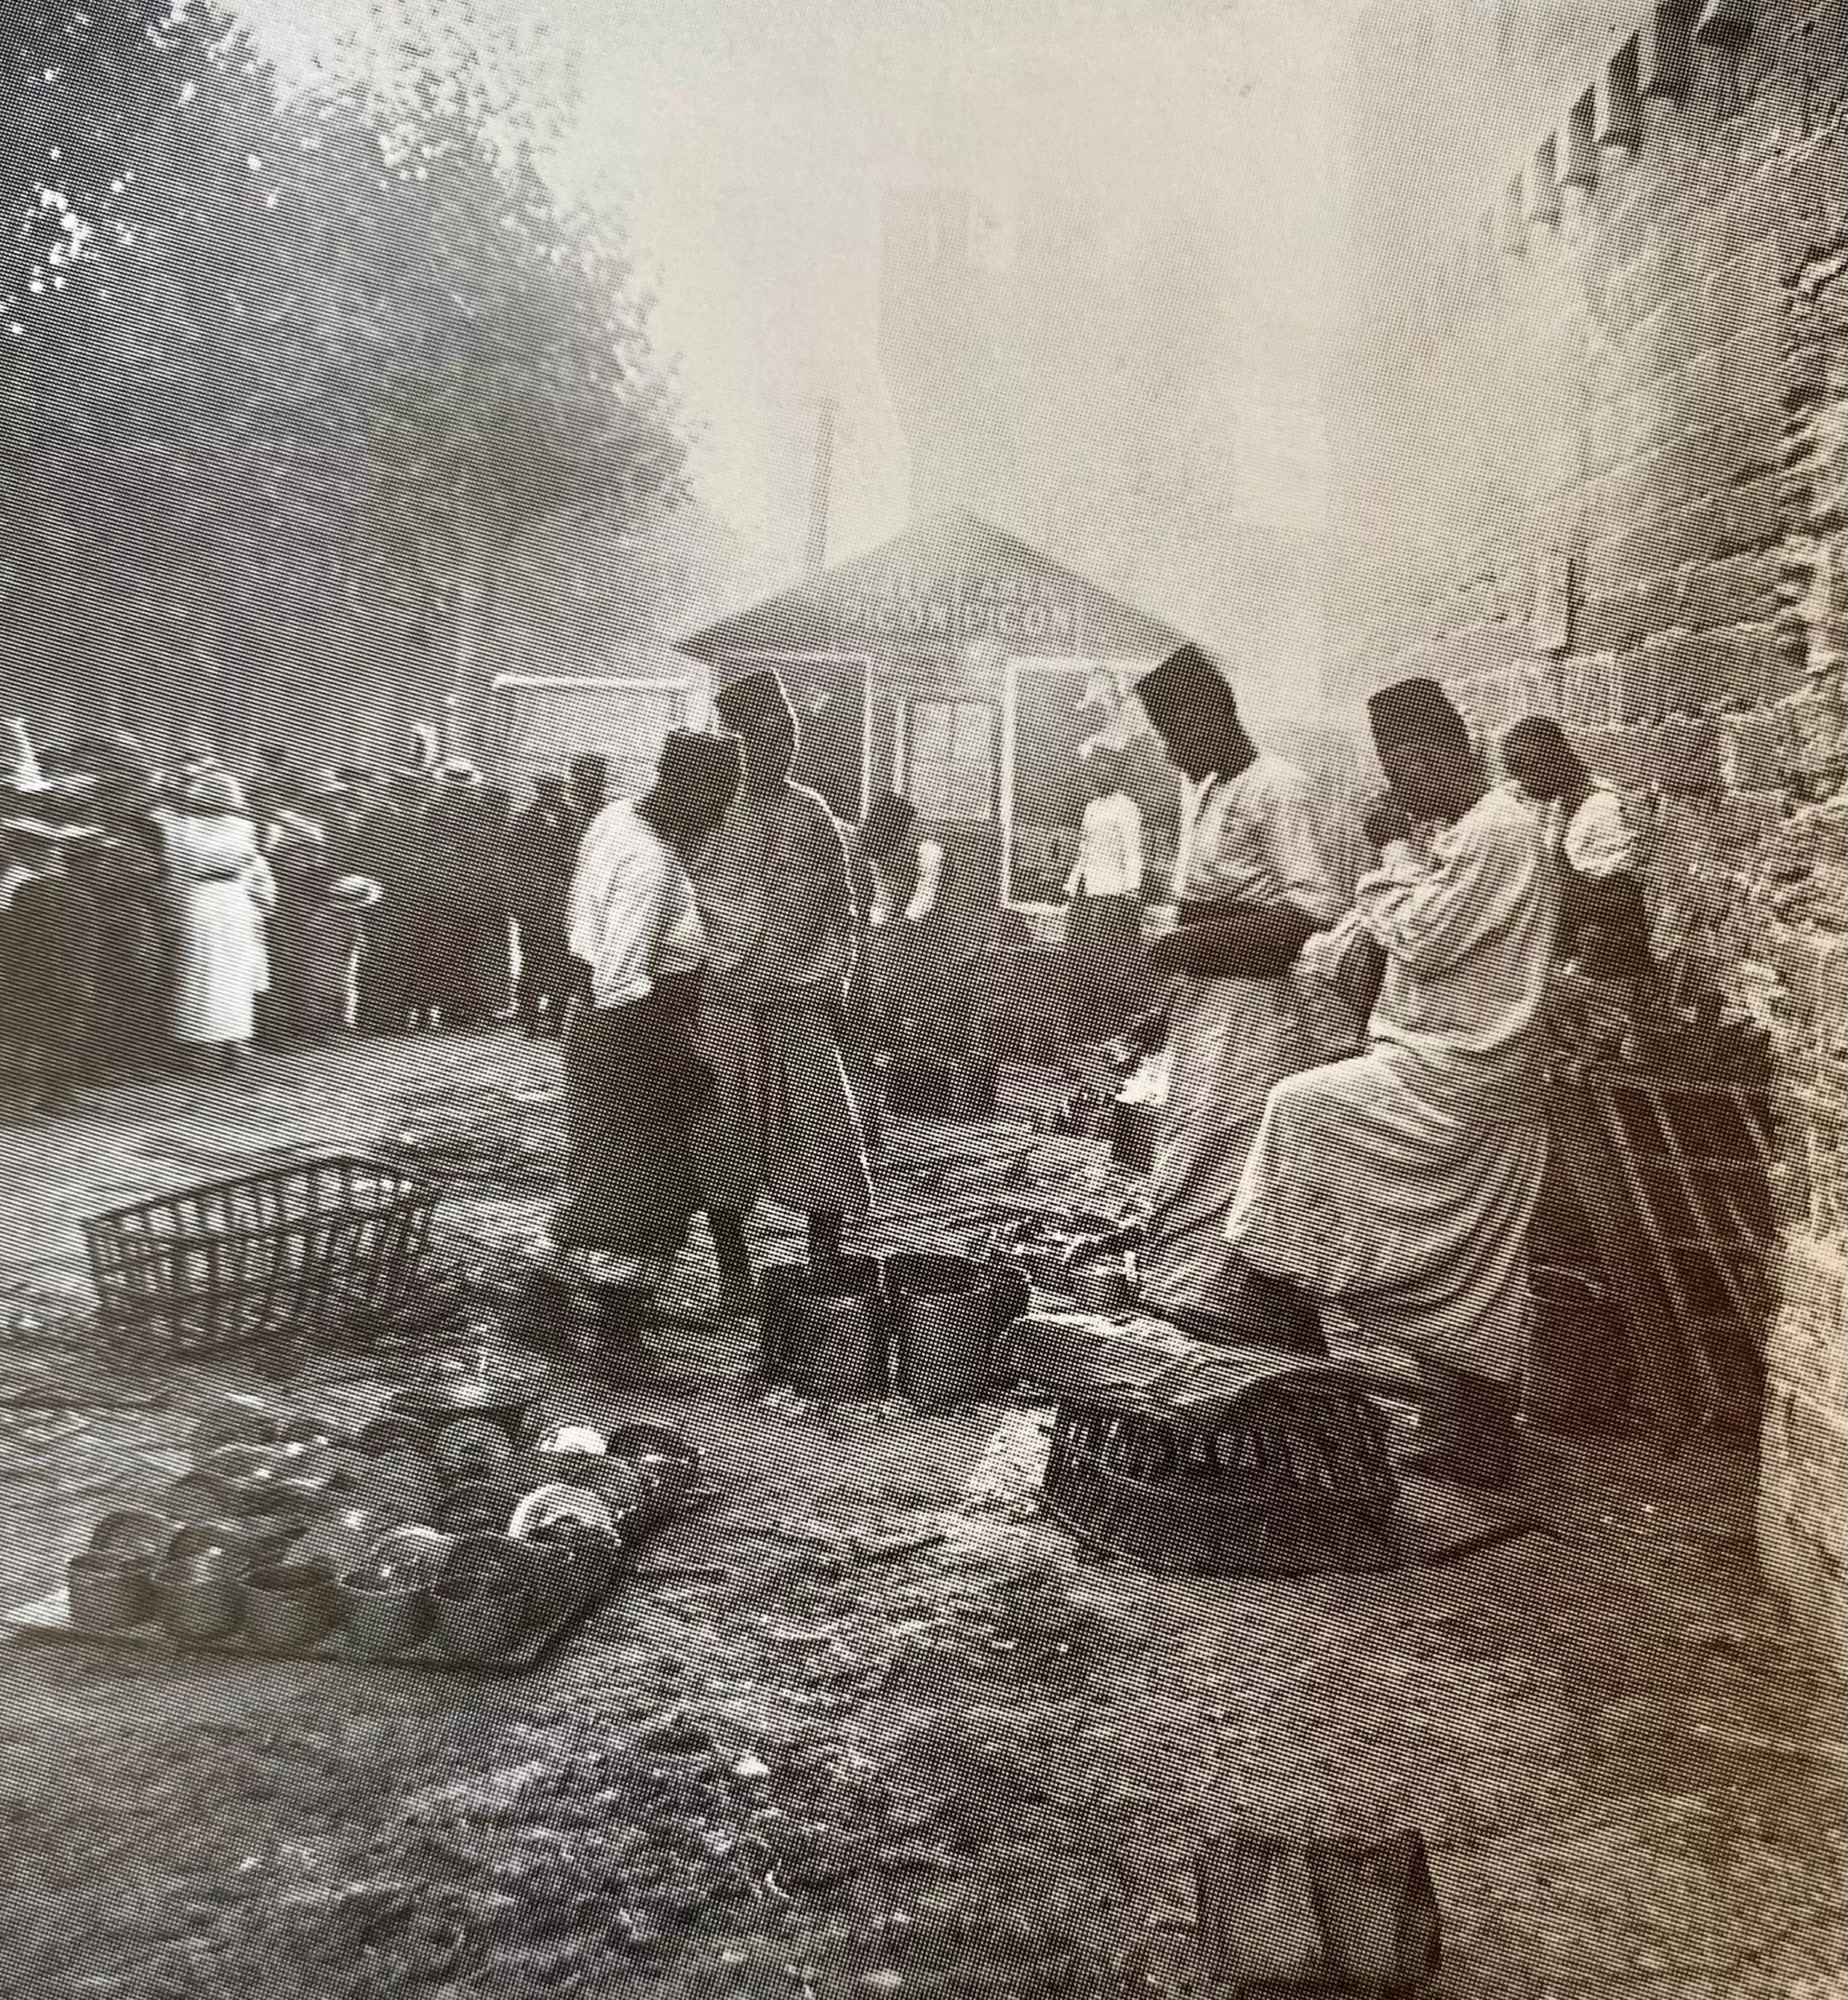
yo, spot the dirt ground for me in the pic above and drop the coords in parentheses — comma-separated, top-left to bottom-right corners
(0, 1032, 1842, 2000)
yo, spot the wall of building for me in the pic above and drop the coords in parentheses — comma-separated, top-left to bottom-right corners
(1330, 0, 1846, 1671)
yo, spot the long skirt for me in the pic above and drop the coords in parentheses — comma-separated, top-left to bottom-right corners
(691, 982, 871, 1226)
(553, 997, 707, 1273)
(170, 880, 264, 1046)
(264, 907, 361, 1040)
(1226, 1040, 1547, 1386)
(1139, 972, 1348, 1321)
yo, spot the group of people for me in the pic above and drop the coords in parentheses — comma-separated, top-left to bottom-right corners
(0, 721, 623, 1115)
(550, 670, 949, 1335)
(1126, 650, 1651, 1489)
(8, 651, 1651, 1496)
(547, 645, 1652, 1497)
(2, 733, 291, 1113)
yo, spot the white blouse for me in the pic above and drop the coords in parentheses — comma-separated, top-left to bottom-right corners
(568, 802, 706, 1008)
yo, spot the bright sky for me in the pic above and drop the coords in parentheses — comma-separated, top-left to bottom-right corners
(240, 0, 1360, 574)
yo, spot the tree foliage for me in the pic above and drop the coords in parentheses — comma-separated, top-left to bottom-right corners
(0, 0, 686, 763)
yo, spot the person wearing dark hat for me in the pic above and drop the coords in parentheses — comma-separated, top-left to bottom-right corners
(1500, 714, 1652, 986)
(416, 760, 495, 1031)
(544, 730, 743, 1339)
(1226, 677, 1561, 1489)
(1127, 645, 1352, 1341)
(349, 766, 425, 1033)
(1, 818, 101, 1116)
(257, 803, 337, 1044)
(507, 773, 582, 1037)
(690, 669, 871, 1311)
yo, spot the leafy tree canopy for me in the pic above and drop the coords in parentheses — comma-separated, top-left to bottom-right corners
(0, 0, 686, 766)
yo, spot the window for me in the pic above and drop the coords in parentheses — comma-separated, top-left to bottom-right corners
(905, 699, 995, 822)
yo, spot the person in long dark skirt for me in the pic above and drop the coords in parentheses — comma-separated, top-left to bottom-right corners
(544, 730, 742, 1340)
(1, 819, 100, 1117)
(471, 784, 517, 1024)
(418, 760, 489, 1030)
(507, 773, 581, 1036)
(53, 735, 171, 1077)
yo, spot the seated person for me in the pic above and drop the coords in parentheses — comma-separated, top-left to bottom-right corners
(1501, 715, 1652, 984)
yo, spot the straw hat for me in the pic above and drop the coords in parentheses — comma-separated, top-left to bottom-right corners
(1, 816, 87, 844)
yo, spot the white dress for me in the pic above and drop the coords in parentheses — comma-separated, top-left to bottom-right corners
(1140, 757, 1357, 1320)
(160, 812, 276, 1044)
(1228, 787, 1563, 1385)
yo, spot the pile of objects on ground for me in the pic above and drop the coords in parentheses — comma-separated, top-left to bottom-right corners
(17, 1352, 700, 1670)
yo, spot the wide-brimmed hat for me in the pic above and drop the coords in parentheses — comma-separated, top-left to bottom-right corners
(267, 807, 326, 844)
(3, 721, 46, 791)
(2, 816, 88, 843)
(328, 873, 384, 909)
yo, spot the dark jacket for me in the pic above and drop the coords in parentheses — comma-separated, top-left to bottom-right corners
(505, 802, 581, 924)
(1, 863, 100, 1049)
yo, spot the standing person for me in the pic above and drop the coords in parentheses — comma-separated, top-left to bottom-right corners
(349, 765, 421, 1033)
(257, 809, 337, 1043)
(569, 754, 609, 831)
(155, 771, 276, 1072)
(352, 732, 441, 1032)
(507, 774, 582, 1037)
(1063, 748, 1145, 1046)
(471, 784, 517, 1024)
(55, 733, 171, 1078)
(549, 731, 742, 1335)
(690, 670, 871, 1313)
(0, 819, 100, 1117)
(1499, 715, 1652, 985)
(1226, 679, 1563, 1488)
(418, 760, 488, 1031)
(844, 790, 918, 1161)
(1130, 645, 1354, 1338)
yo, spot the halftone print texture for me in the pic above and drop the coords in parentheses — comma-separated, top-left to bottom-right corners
(1, 1, 1843, 1997)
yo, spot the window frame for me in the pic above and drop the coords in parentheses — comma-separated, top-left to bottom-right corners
(897, 695, 999, 824)
(999, 655, 1165, 914)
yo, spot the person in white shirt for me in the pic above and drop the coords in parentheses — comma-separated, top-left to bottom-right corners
(1228, 679, 1562, 1488)
(1501, 714, 1652, 984)
(1128, 648, 1358, 1335)
(548, 730, 741, 1332)
(1064, 750, 1145, 1045)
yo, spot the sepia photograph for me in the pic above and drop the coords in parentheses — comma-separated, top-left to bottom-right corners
(0, 0, 1843, 1994)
